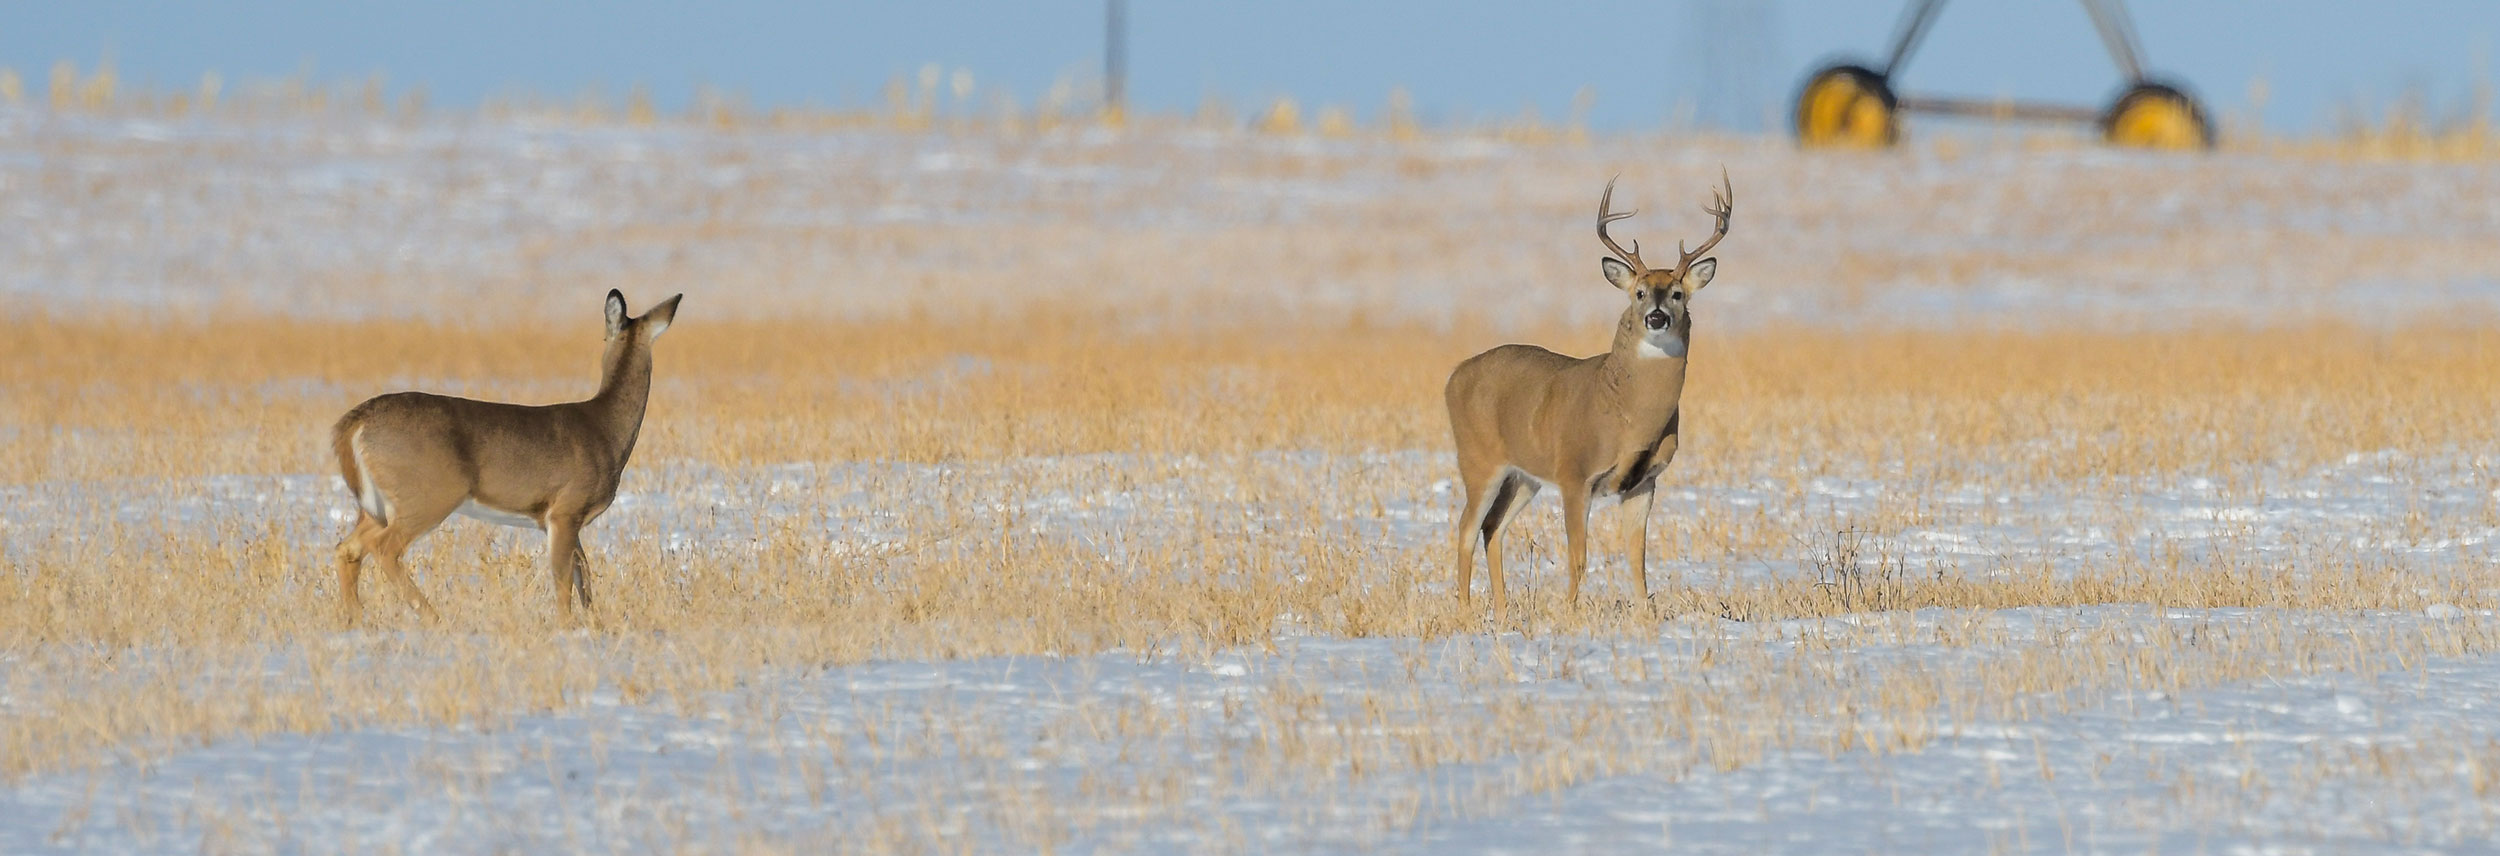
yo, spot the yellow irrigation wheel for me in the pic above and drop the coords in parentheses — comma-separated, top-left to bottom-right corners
(1794, 64, 1897, 149)
(2101, 83, 2212, 150)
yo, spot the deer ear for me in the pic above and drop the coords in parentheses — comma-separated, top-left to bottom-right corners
(1683, 258, 1717, 292)
(1601, 257, 1639, 290)
(640, 294, 682, 340)
(605, 290, 628, 335)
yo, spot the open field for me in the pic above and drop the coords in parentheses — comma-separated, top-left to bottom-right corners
(4, 107, 2500, 852)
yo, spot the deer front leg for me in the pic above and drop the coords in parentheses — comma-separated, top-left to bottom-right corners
(545, 517, 589, 620)
(1486, 518, 1510, 628)
(1620, 486, 1655, 603)
(1454, 478, 1485, 607)
(571, 542, 593, 609)
(1483, 482, 1523, 629)
(1562, 487, 1591, 605)
(1614, 431, 1676, 604)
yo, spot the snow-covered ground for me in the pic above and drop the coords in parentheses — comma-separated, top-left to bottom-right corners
(5, 605, 2496, 852)
(7, 450, 2500, 851)
(9, 107, 2500, 331)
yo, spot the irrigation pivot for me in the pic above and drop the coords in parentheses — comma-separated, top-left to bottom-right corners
(1793, 0, 2212, 150)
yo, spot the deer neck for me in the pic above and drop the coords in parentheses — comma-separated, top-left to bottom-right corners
(587, 337, 655, 462)
(1599, 310, 1689, 427)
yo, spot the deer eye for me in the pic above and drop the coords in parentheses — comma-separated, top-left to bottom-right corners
(1670, 290, 1684, 301)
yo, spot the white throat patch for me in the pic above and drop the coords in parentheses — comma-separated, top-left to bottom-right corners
(1637, 332, 1688, 359)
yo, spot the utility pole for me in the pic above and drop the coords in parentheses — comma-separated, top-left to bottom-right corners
(1105, 0, 1127, 120)
(1687, 0, 1778, 131)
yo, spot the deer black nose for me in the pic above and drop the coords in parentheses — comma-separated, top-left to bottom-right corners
(1645, 310, 1669, 330)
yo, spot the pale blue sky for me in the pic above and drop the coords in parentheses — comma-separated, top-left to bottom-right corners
(5, 2, 2490, 132)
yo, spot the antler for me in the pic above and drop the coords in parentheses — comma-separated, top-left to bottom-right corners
(1668, 168, 1734, 279)
(1596, 177, 1646, 272)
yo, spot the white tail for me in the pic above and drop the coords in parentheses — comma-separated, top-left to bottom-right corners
(347, 425, 391, 521)
(1443, 173, 1732, 625)
(328, 289, 682, 624)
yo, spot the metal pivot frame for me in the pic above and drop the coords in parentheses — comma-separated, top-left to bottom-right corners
(1879, 0, 2152, 122)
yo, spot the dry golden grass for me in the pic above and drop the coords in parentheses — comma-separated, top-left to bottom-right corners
(5, 312, 2498, 797)
(7, 313, 2497, 482)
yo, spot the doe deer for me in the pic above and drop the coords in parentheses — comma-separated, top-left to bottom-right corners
(329, 289, 682, 624)
(1443, 173, 1731, 625)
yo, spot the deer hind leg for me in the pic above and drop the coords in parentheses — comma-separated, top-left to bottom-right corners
(332, 514, 383, 626)
(1480, 474, 1532, 628)
(367, 493, 459, 623)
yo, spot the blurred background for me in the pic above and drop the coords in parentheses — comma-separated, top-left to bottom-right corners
(5, 0, 2494, 135)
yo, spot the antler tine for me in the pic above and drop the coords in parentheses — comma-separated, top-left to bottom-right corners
(1595, 177, 1646, 271)
(1671, 168, 1735, 276)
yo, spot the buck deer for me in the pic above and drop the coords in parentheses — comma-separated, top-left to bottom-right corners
(328, 289, 682, 624)
(1444, 173, 1731, 624)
